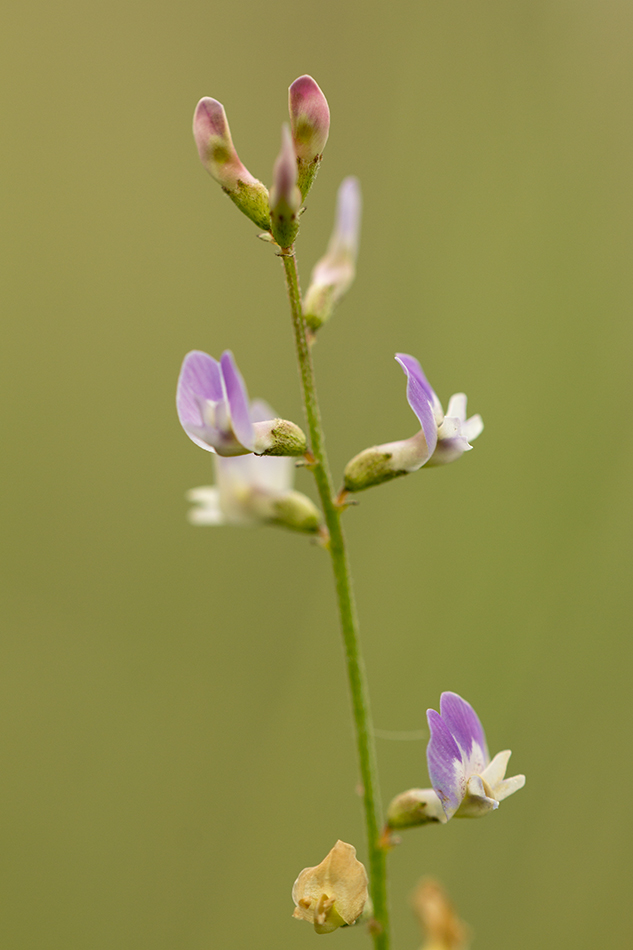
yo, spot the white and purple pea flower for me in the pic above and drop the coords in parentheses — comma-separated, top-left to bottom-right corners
(343, 354, 484, 493)
(386, 692, 525, 830)
(177, 351, 321, 534)
(177, 350, 307, 458)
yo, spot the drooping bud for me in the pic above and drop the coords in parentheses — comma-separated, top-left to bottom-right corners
(304, 177, 362, 330)
(292, 840, 369, 934)
(193, 97, 271, 231)
(386, 788, 446, 830)
(412, 879, 469, 950)
(289, 75, 330, 199)
(252, 417, 307, 456)
(269, 123, 303, 248)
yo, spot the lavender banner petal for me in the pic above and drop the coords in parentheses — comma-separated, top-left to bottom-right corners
(426, 709, 466, 820)
(220, 351, 254, 451)
(395, 354, 438, 455)
(177, 351, 224, 450)
(439, 692, 489, 772)
(177, 351, 223, 423)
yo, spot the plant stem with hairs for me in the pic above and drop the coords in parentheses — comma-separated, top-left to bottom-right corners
(281, 248, 390, 950)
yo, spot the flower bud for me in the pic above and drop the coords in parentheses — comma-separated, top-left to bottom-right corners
(252, 418, 307, 456)
(193, 97, 271, 231)
(304, 177, 362, 331)
(292, 840, 368, 934)
(289, 75, 330, 199)
(269, 123, 303, 248)
(386, 788, 446, 830)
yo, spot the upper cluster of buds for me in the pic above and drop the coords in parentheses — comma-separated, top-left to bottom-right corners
(193, 76, 330, 247)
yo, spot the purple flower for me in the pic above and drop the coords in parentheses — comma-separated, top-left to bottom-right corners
(343, 354, 483, 492)
(176, 350, 306, 457)
(186, 400, 322, 534)
(395, 354, 484, 467)
(426, 692, 525, 821)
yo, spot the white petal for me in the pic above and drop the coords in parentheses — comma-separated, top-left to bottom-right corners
(377, 429, 433, 474)
(481, 750, 511, 788)
(245, 454, 294, 493)
(460, 414, 484, 442)
(456, 774, 498, 817)
(437, 416, 461, 440)
(446, 393, 467, 422)
(430, 391, 444, 425)
(186, 487, 226, 525)
(494, 773, 526, 801)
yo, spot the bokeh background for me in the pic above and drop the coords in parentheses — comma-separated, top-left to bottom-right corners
(2, 0, 632, 947)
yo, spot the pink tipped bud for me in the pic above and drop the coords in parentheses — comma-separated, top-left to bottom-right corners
(303, 176, 362, 330)
(193, 97, 270, 231)
(193, 98, 250, 188)
(269, 124, 302, 248)
(288, 75, 330, 199)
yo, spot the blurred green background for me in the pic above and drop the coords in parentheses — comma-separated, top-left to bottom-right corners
(2, 0, 632, 947)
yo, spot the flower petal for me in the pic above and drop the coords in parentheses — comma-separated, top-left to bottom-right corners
(330, 176, 362, 260)
(458, 774, 499, 817)
(177, 351, 224, 451)
(426, 708, 466, 820)
(481, 749, 511, 788)
(394, 354, 439, 456)
(460, 413, 484, 442)
(445, 393, 467, 423)
(186, 487, 225, 525)
(220, 351, 254, 451)
(494, 773, 526, 801)
(439, 692, 489, 774)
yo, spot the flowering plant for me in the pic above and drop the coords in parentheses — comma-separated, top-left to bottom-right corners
(177, 75, 524, 948)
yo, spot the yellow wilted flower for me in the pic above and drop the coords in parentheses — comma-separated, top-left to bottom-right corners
(292, 840, 369, 934)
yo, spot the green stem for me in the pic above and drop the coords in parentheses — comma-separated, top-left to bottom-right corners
(281, 249, 390, 950)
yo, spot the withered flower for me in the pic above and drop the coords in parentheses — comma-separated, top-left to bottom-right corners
(292, 840, 368, 934)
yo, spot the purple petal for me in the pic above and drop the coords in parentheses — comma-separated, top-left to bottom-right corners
(426, 709, 466, 820)
(394, 354, 438, 456)
(177, 351, 224, 450)
(330, 176, 362, 258)
(220, 351, 254, 451)
(439, 692, 489, 774)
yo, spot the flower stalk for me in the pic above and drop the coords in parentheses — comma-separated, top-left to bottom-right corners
(281, 248, 390, 950)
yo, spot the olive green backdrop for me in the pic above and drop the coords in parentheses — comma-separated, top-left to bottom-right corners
(2, 0, 631, 947)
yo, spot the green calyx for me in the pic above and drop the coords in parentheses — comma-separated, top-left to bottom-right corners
(225, 178, 271, 232)
(343, 447, 407, 493)
(297, 155, 322, 201)
(269, 491, 322, 534)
